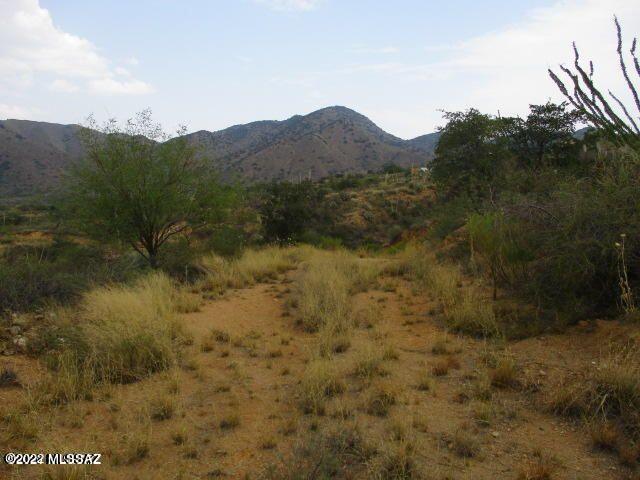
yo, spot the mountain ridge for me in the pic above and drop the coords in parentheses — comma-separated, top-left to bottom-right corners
(0, 106, 437, 197)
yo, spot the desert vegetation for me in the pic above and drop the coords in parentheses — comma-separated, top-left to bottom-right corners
(1, 15, 640, 480)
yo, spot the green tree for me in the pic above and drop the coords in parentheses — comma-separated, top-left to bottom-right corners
(505, 102, 583, 167)
(61, 110, 236, 268)
(431, 109, 512, 196)
(258, 181, 318, 243)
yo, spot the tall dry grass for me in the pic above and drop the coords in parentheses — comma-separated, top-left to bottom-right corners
(36, 272, 188, 404)
(297, 250, 381, 333)
(199, 245, 309, 294)
(391, 243, 500, 337)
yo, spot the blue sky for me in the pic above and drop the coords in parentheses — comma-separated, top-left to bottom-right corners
(1, 0, 638, 138)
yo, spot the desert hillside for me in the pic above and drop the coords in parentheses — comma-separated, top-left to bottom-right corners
(0, 107, 435, 196)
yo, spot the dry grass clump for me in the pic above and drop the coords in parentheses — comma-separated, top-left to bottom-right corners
(544, 381, 588, 417)
(517, 451, 557, 480)
(36, 272, 186, 404)
(172, 288, 202, 313)
(444, 290, 500, 338)
(318, 331, 351, 357)
(364, 382, 398, 417)
(299, 359, 346, 415)
(366, 438, 419, 479)
(430, 356, 460, 377)
(393, 244, 502, 338)
(431, 334, 460, 355)
(122, 431, 151, 464)
(77, 273, 183, 383)
(589, 345, 640, 431)
(393, 245, 460, 306)
(219, 413, 241, 430)
(451, 427, 480, 458)
(200, 246, 306, 294)
(296, 250, 382, 333)
(354, 303, 383, 329)
(543, 345, 640, 465)
(150, 395, 177, 421)
(353, 347, 386, 380)
(415, 372, 434, 392)
(297, 253, 351, 332)
(547, 344, 640, 435)
(489, 356, 520, 389)
(589, 421, 619, 451)
(1, 410, 39, 445)
(471, 401, 495, 427)
(259, 424, 375, 479)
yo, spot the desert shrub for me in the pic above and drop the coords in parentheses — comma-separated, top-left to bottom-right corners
(470, 153, 640, 321)
(206, 225, 247, 257)
(156, 236, 201, 281)
(258, 180, 321, 243)
(467, 211, 533, 300)
(546, 343, 640, 451)
(299, 359, 346, 414)
(37, 272, 186, 402)
(258, 424, 375, 479)
(0, 239, 138, 313)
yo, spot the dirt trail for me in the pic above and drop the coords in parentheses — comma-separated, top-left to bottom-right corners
(0, 269, 630, 479)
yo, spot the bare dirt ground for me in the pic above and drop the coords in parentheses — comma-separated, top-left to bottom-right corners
(0, 268, 634, 480)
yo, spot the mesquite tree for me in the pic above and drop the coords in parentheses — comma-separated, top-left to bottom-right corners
(62, 110, 236, 268)
(549, 17, 640, 150)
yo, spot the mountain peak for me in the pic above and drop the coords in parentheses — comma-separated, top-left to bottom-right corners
(0, 107, 437, 196)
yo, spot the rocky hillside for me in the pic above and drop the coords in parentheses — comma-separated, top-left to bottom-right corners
(0, 106, 436, 197)
(0, 120, 84, 197)
(185, 106, 434, 181)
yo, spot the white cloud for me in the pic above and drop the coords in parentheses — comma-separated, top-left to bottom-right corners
(89, 77, 155, 95)
(339, 0, 640, 132)
(50, 78, 79, 93)
(254, 0, 322, 12)
(0, 0, 153, 95)
(0, 103, 34, 119)
(437, 0, 640, 117)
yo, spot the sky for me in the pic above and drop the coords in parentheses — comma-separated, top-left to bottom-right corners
(0, 0, 638, 139)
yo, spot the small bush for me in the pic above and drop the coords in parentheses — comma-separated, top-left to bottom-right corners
(353, 347, 385, 380)
(0, 240, 136, 312)
(451, 428, 480, 458)
(219, 413, 241, 430)
(150, 396, 177, 421)
(36, 272, 186, 403)
(365, 383, 398, 417)
(445, 290, 500, 337)
(490, 357, 520, 389)
(299, 360, 346, 415)
(589, 421, 619, 451)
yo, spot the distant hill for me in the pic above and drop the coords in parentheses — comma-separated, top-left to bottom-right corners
(0, 106, 436, 197)
(184, 106, 434, 182)
(0, 120, 84, 197)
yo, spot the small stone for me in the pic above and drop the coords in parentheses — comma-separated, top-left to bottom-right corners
(8, 326, 21, 336)
(491, 431, 500, 438)
(538, 370, 546, 376)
